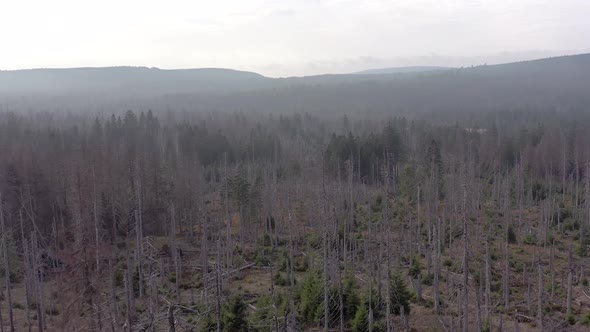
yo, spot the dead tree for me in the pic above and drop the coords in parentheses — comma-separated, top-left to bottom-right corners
(537, 260, 543, 331)
(0, 193, 15, 332)
(168, 304, 176, 332)
(216, 238, 222, 332)
(224, 153, 232, 269)
(566, 245, 573, 317)
(462, 165, 469, 332)
(31, 232, 44, 332)
(19, 210, 32, 332)
(135, 173, 145, 299)
(170, 204, 181, 304)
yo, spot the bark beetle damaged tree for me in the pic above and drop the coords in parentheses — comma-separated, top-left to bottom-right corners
(0, 83, 588, 330)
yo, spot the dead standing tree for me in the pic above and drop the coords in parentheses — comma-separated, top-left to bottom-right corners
(461, 163, 469, 332)
(0, 192, 15, 332)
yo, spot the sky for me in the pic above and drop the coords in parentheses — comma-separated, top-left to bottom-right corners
(1, 0, 590, 77)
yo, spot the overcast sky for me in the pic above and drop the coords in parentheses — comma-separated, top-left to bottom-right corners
(2, 0, 589, 77)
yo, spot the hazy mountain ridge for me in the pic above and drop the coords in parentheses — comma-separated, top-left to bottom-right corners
(1, 54, 590, 113)
(353, 66, 450, 75)
(0, 66, 269, 95)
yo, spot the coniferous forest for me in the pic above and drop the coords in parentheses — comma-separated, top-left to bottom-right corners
(1, 56, 590, 331)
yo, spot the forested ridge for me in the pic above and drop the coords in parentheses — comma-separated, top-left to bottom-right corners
(2, 54, 590, 115)
(0, 105, 588, 331)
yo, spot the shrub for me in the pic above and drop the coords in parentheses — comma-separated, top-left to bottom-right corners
(113, 261, 126, 288)
(12, 302, 24, 310)
(567, 313, 576, 325)
(408, 256, 422, 279)
(45, 306, 60, 316)
(523, 233, 537, 245)
(294, 256, 309, 272)
(422, 273, 433, 286)
(564, 219, 580, 232)
(262, 234, 272, 247)
(199, 313, 217, 332)
(181, 275, 202, 290)
(443, 257, 453, 267)
(576, 244, 588, 258)
(273, 272, 288, 286)
(254, 249, 270, 267)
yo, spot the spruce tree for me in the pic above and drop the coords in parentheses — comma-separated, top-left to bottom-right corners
(390, 270, 412, 316)
(222, 295, 249, 332)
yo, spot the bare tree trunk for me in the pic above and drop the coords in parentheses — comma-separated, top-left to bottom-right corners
(322, 172, 329, 332)
(504, 190, 510, 313)
(124, 230, 135, 329)
(287, 194, 295, 288)
(549, 241, 555, 301)
(168, 305, 176, 332)
(350, 157, 355, 272)
(433, 196, 441, 314)
(462, 167, 469, 332)
(537, 261, 543, 332)
(476, 267, 482, 332)
(19, 211, 32, 332)
(0, 283, 4, 332)
(31, 232, 44, 332)
(136, 175, 144, 299)
(93, 170, 101, 272)
(385, 161, 392, 332)
(323, 216, 329, 331)
(338, 236, 345, 332)
(170, 204, 181, 304)
(224, 153, 232, 269)
(566, 245, 573, 317)
(0, 193, 14, 332)
(269, 261, 280, 332)
(201, 214, 209, 302)
(108, 256, 117, 332)
(485, 224, 491, 322)
(216, 239, 222, 332)
(123, 273, 131, 331)
(417, 185, 422, 259)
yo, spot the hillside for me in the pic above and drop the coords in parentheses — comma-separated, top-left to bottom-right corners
(353, 66, 450, 75)
(1, 54, 590, 114)
(0, 66, 270, 95)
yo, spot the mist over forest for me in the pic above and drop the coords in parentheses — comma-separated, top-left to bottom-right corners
(2, 54, 590, 118)
(0, 53, 590, 331)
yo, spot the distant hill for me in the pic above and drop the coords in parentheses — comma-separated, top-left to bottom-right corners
(1, 54, 590, 114)
(353, 66, 450, 75)
(0, 66, 269, 95)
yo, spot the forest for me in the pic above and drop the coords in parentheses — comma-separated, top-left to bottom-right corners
(0, 103, 589, 332)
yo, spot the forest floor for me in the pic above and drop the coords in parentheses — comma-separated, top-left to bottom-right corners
(1, 207, 590, 331)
